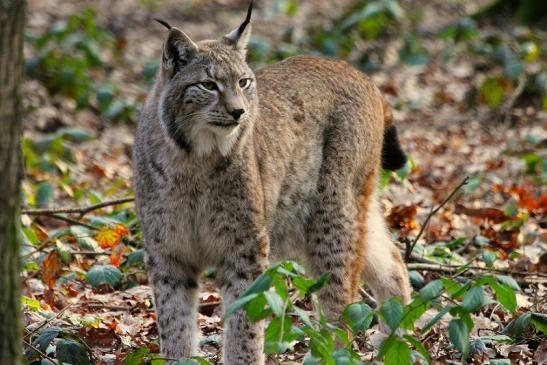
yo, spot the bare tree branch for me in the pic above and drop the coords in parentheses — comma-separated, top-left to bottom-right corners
(21, 197, 134, 217)
(405, 176, 469, 262)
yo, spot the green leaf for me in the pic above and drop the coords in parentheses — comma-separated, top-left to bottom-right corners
(421, 306, 451, 333)
(122, 347, 150, 365)
(490, 360, 511, 365)
(489, 281, 517, 313)
(448, 319, 470, 359)
(264, 316, 292, 354)
(308, 272, 329, 293)
(22, 227, 40, 245)
(58, 127, 94, 142)
(419, 279, 443, 301)
(408, 271, 425, 290)
(36, 182, 54, 207)
(56, 338, 90, 365)
(85, 264, 123, 288)
(241, 273, 272, 297)
(531, 313, 547, 334)
(126, 249, 145, 267)
(400, 297, 428, 330)
(384, 336, 412, 365)
(245, 293, 269, 322)
(96, 85, 114, 111)
(399, 34, 429, 66)
(263, 291, 285, 317)
(380, 297, 404, 332)
(224, 293, 259, 319)
(482, 251, 497, 267)
(175, 359, 200, 365)
(69, 226, 98, 250)
(441, 278, 463, 297)
(341, 302, 374, 333)
(377, 334, 396, 360)
(480, 77, 507, 108)
(190, 357, 214, 365)
(496, 275, 521, 291)
(403, 334, 430, 363)
(461, 286, 484, 312)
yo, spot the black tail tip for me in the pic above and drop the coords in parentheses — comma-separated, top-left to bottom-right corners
(382, 126, 407, 171)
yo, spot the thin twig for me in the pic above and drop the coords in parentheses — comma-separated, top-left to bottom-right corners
(48, 213, 98, 230)
(21, 197, 134, 217)
(359, 287, 377, 306)
(405, 176, 470, 262)
(24, 303, 74, 340)
(22, 240, 53, 258)
(407, 262, 547, 284)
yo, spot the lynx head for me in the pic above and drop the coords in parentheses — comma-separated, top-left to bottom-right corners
(155, 4, 256, 157)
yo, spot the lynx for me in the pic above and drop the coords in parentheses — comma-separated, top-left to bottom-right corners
(133, 4, 410, 364)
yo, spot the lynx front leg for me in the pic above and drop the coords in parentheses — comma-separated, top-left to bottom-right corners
(218, 244, 268, 365)
(146, 254, 200, 362)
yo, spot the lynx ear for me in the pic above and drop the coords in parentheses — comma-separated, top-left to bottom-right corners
(223, 2, 252, 53)
(158, 21, 198, 75)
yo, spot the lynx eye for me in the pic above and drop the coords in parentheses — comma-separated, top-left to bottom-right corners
(239, 78, 252, 89)
(198, 81, 218, 91)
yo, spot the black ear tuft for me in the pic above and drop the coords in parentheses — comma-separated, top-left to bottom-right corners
(154, 18, 172, 30)
(223, 1, 253, 51)
(382, 126, 407, 171)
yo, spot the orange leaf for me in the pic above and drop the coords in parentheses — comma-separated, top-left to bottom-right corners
(42, 251, 63, 289)
(114, 224, 129, 238)
(387, 204, 418, 236)
(96, 227, 121, 249)
(110, 243, 126, 267)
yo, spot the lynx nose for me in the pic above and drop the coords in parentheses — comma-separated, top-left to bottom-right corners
(228, 108, 245, 120)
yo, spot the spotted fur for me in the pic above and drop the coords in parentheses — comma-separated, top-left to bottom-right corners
(133, 7, 410, 365)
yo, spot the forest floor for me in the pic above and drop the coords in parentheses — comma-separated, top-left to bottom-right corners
(21, 0, 546, 364)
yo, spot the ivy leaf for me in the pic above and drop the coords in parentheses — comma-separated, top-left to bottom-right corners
(56, 339, 90, 365)
(85, 264, 122, 288)
(28, 327, 62, 359)
(36, 182, 54, 207)
(449, 318, 470, 359)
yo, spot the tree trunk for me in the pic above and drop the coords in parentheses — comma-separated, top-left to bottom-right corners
(0, 1, 25, 364)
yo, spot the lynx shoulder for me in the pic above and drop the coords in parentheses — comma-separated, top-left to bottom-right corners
(133, 5, 410, 364)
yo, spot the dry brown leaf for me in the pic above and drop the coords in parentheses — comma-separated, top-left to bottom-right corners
(42, 250, 63, 289)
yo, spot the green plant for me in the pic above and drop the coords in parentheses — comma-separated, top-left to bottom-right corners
(224, 260, 544, 365)
(26, 7, 139, 121)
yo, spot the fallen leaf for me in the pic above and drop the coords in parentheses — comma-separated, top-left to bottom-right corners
(42, 250, 63, 288)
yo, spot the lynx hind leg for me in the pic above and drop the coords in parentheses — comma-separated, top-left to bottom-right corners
(306, 185, 361, 321)
(362, 197, 410, 335)
(146, 253, 200, 362)
(362, 197, 411, 307)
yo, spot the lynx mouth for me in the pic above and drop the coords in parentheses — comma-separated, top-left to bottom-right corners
(209, 122, 239, 128)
